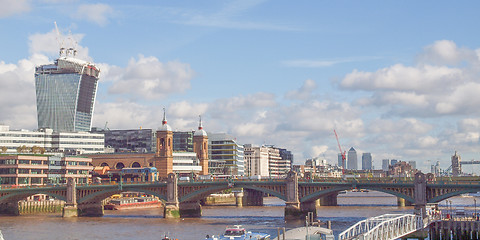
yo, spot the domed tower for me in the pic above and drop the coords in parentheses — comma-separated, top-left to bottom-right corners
(193, 115, 209, 175)
(155, 108, 173, 178)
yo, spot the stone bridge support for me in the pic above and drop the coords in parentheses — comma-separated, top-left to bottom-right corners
(63, 177, 78, 217)
(242, 189, 263, 206)
(397, 197, 413, 207)
(414, 172, 427, 218)
(316, 192, 338, 206)
(285, 171, 313, 220)
(164, 173, 180, 218)
(77, 202, 104, 217)
(0, 202, 19, 216)
(179, 201, 202, 217)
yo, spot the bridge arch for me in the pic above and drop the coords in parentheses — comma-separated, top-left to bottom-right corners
(0, 190, 67, 203)
(429, 187, 480, 203)
(300, 186, 415, 204)
(178, 182, 288, 203)
(78, 187, 167, 204)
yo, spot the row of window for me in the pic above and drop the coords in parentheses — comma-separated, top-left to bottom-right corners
(0, 168, 90, 175)
(1, 159, 90, 166)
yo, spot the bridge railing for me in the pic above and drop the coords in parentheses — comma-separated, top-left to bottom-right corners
(338, 214, 421, 240)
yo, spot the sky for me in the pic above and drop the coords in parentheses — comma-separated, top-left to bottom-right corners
(1, 0, 480, 172)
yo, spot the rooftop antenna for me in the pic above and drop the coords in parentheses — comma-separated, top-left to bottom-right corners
(54, 21, 65, 57)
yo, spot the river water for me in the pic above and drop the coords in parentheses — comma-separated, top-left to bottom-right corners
(0, 191, 478, 240)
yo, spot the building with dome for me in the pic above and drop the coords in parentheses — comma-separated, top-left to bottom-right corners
(87, 110, 208, 179)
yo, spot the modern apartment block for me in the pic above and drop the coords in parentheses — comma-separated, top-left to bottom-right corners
(244, 144, 269, 177)
(0, 154, 93, 185)
(35, 57, 100, 132)
(0, 125, 104, 154)
(208, 133, 244, 176)
(243, 144, 292, 177)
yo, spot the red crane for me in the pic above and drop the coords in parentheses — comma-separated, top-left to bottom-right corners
(334, 129, 346, 174)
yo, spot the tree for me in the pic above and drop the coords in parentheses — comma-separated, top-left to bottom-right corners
(0, 146, 6, 153)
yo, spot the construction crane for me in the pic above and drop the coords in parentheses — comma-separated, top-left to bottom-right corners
(334, 129, 346, 174)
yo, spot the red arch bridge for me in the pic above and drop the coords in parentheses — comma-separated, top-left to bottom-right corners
(0, 172, 479, 219)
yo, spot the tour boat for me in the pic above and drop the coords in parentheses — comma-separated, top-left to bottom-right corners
(104, 196, 162, 210)
(205, 225, 271, 240)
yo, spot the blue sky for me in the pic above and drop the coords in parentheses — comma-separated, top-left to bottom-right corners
(2, 0, 480, 172)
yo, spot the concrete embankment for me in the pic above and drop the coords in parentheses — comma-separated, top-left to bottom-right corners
(18, 200, 64, 214)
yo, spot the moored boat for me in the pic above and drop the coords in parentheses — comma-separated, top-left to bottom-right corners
(104, 196, 162, 210)
(205, 225, 271, 240)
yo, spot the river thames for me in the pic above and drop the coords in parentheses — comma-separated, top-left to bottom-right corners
(0, 191, 477, 240)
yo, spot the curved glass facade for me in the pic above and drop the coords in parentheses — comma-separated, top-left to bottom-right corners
(35, 58, 99, 132)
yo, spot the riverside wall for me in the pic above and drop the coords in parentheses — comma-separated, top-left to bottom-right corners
(18, 200, 64, 214)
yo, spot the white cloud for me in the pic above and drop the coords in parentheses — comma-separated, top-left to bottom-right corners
(169, 101, 209, 118)
(310, 145, 328, 158)
(340, 40, 480, 118)
(28, 29, 90, 61)
(417, 40, 478, 66)
(285, 79, 317, 100)
(341, 64, 463, 93)
(0, 54, 50, 129)
(72, 3, 115, 27)
(0, 0, 30, 18)
(107, 55, 195, 100)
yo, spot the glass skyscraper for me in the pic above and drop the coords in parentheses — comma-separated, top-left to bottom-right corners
(35, 57, 100, 132)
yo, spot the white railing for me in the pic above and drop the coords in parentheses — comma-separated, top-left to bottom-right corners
(338, 213, 425, 240)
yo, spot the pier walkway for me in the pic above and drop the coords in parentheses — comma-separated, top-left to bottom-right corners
(338, 213, 437, 240)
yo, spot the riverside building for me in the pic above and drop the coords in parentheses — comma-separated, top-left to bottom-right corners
(208, 133, 244, 176)
(0, 154, 93, 185)
(0, 125, 104, 154)
(243, 144, 292, 177)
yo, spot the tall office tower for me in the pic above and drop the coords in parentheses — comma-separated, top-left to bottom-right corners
(338, 153, 344, 168)
(451, 151, 462, 176)
(347, 147, 357, 170)
(382, 159, 390, 171)
(35, 54, 100, 132)
(362, 152, 372, 170)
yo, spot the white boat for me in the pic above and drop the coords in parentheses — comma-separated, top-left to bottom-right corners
(0, 229, 4, 240)
(206, 225, 271, 240)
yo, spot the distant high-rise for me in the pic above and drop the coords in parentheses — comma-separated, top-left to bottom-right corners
(382, 159, 390, 171)
(35, 55, 100, 132)
(451, 151, 462, 176)
(338, 153, 345, 168)
(347, 147, 357, 170)
(362, 153, 372, 170)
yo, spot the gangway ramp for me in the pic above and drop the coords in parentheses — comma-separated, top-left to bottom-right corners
(338, 213, 424, 240)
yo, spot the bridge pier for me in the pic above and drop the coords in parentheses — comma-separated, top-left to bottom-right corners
(62, 177, 78, 217)
(414, 172, 427, 218)
(242, 189, 263, 206)
(179, 201, 202, 217)
(397, 197, 413, 207)
(164, 173, 180, 218)
(0, 202, 20, 216)
(235, 191, 243, 207)
(76, 202, 103, 217)
(316, 193, 338, 206)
